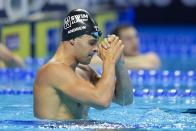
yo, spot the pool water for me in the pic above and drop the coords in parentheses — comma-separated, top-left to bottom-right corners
(0, 65, 196, 130)
(0, 67, 196, 130)
(0, 95, 195, 130)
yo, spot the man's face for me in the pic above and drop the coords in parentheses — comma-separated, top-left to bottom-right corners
(119, 27, 139, 56)
(73, 35, 99, 64)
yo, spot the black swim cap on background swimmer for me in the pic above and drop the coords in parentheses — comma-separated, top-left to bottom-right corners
(62, 9, 102, 41)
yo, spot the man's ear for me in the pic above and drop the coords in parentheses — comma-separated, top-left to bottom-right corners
(69, 40, 75, 46)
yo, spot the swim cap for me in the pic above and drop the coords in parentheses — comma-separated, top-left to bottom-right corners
(62, 9, 102, 41)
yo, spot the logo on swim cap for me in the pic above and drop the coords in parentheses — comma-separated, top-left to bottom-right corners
(70, 13, 88, 24)
(64, 16, 71, 29)
(64, 14, 89, 30)
(62, 9, 102, 41)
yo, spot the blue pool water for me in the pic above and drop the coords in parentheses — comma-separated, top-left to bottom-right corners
(0, 57, 196, 130)
(0, 94, 196, 130)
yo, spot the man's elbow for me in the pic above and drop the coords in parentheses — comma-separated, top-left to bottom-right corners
(94, 98, 111, 110)
(100, 100, 111, 109)
(117, 97, 133, 106)
(124, 98, 133, 106)
(119, 101, 132, 106)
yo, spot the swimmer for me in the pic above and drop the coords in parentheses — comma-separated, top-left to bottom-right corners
(91, 25, 160, 70)
(0, 44, 24, 68)
(34, 9, 133, 120)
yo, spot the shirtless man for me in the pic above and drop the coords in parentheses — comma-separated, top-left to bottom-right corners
(91, 25, 160, 70)
(34, 9, 133, 120)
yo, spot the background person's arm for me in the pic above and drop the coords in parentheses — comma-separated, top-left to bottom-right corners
(124, 52, 160, 70)
(0, 44, 24, 68)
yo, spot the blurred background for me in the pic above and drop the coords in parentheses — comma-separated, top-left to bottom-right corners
(0, 0, 196, 96)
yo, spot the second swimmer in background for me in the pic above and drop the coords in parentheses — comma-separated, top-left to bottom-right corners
(91, 25, 160, 70)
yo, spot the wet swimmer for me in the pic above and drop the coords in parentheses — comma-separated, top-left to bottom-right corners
(34, 9, 133, 120)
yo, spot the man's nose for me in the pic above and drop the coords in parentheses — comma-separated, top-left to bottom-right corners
(92, 46, 98, 53)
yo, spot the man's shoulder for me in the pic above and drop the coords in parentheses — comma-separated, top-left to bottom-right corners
(36, 62, 72, 84)
(37, 63, 60, 75)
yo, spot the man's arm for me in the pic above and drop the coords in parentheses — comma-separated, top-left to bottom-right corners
(47, 37, 124, 110)
(113, 55, 133, 106)
(90, 56, 133, 106)
(47, 61, 115, 110)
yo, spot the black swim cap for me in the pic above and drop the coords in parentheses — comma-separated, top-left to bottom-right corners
(62, 9, 102, 41)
